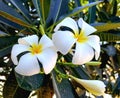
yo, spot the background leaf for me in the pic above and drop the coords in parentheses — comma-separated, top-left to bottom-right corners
(46, 0, 70, 27)
(3, 70, 31, 98)
(9, 0, 32, 23)
(93, 23, 120, 32)
(0, 1, 31, 27)
(15, 72, 45, 91)
(0, 36, 20, 57)
(68, 1, 102, 17)
(52, 66, 80, 98)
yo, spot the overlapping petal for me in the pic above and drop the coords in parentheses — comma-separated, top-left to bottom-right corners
(15, 53, 40, 76)
(11, 44, 29, 65)
(72, 42, 94, 65)
(37, 48, 58, 74)
(78, 18, 97, 36)
(87, 35, 100, 60)
(40, 34, 54, 49)
(53, 17, 100, 65)
(54, 17, 79, 34)
(11, 34, 58, 76)
(52, 31, 76, 54)
(18, 35, 38, 46)
(69, 75, 106, 96)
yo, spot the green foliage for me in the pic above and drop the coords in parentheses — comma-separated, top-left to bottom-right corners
(52, 66, 79, 98)
(0, 36, 20, 57)
(15, 72, 45, 91)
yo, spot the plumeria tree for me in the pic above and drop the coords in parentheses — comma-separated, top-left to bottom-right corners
(0, 0, 120, 98)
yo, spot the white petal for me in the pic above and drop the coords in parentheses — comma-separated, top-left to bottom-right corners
(37, 48, 58, 74)
(78, 18, 97, 35)
(79, 80, 105, 96)
(18, 35, 39, 46)
(11, 44, 29, 65)
(69, 75, 106, 96)
(40, 34, 54, 49)
(72, 42, 94, 65)
(52, 31, 76, 54)
(15, 53, 40, 76)
(87, 35, 100, 60)
(54, 17, 79, 34)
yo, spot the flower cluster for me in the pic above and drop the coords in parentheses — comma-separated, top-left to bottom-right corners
(11, 17, 105, 96)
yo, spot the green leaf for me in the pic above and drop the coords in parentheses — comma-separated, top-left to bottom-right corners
(0, 1, 31, 27)
(93, 23, 120, 32)
(46, 0, 69, 26)
(64, 54, 91, 79)
(88, 0, 96, 23)
(40, 0, 50, 22)
(0, 30, 8, 36)
(0, 45, 12, 57)
(112, 76, 120, 97)
(0, 36, 20, 57)
(15, 72, 45, 91)
(0, 16, 23, 30)
(10, 0, 32, 23)
(67, 1, 102, 17)
(97, 32, 120, 42)
(70, 66, 91, 79)
(52, 68, 79, 98)
(32, 0, 42, 21)
(3, 70, 31, 98)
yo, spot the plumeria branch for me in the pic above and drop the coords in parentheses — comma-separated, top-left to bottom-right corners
(54, 67, 106, 96)
(57, 62, 75, 67)
(54, 67, 69, 79)
(57, 61, 101, 67)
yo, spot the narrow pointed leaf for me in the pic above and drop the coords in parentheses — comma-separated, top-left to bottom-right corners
(40, 0, 50, 21)
(0, 1, 31, 27)
(67, 1, 102, 17)
(93, 23, 120, 32)
(46, 0, 69, 26)
(97, 32, 120, 42)
(88, 0, 96, 23)
(0, 16, 23, 29)
(32, 0, 42, 20)
(71, 66, 91, 79)
(10, 0, 32, 23)
(112, 76, 120, 97)
(0, 30, 8, 36)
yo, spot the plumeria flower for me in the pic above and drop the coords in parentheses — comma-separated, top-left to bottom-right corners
(52, 17, 100, 65)
(11, 34, 58, 76)
(69, 75, 106, 96)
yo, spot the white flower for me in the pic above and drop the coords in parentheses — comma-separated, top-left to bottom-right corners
(69, 75, 106, 96)
(52, 17, 100, 65)
(11, 34, 58, 76)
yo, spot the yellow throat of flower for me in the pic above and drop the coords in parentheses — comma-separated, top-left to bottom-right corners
(29, 43, 43, 54)
(74, 31, 88, 43)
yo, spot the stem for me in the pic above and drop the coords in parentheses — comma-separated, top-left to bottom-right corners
(57, 62, 75, 67)
(85, 61, 101, 66)
(57, 61, 101, 67)
(39, 25, 45, 35)
(54, 67, 69, 79)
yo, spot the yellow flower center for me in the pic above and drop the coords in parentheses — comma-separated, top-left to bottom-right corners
(74, 30, 88, 43)
(29, 43, 43, 54)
